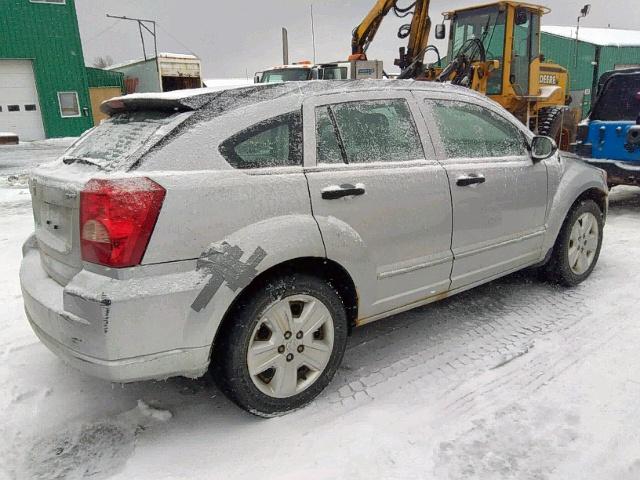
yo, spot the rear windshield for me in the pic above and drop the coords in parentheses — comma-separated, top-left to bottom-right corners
(63, 110, 189, 171)
(591, 75, 640, 121)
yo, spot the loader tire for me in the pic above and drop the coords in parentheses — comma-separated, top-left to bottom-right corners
(537, 106, 576, 151)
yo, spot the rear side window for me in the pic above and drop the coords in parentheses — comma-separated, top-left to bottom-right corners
(220, 112, 303, 169)
(430, 100, 526, 158)
(316, 99, 424, 164)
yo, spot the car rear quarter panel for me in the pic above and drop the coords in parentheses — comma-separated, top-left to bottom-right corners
(135, 94, 328, 350)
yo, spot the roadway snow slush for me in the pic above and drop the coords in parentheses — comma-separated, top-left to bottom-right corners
(1, 143, 640, 479)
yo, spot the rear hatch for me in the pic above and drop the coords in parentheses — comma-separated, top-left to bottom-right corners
(30, 107, 192, 285)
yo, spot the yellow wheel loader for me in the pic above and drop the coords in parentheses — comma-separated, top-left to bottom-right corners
(351, 1, 577, 148)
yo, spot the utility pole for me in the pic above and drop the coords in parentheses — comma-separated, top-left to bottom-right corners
(575, 4, 591, 67)
(310, 4, 317, 64)
(282, 27, 289, 65)
(106, 14, 159, 71)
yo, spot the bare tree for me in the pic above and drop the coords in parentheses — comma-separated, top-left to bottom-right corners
(93, 56, 114, 68)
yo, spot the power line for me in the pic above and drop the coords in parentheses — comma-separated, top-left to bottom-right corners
(106, 14, 158, 62)
(84, 18, 121, 45)
(156, 23, 199, 57)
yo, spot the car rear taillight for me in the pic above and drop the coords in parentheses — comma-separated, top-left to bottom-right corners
(80, 178, 166, 268)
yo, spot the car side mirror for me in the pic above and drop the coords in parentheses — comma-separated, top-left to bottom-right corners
(254, 73, 263, 84)
(531, 135, 557, 161)
(435, 24, 446, 40)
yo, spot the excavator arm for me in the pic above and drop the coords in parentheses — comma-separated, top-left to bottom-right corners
(351, 0, 432, 78)
(351, 0, 398, 58)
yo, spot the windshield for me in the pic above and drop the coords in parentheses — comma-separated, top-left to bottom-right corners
(321, 66, 348, 80)
(591, 74, 640, 121)
(450, 6, 506, 95)
(261, 68, 312, 83)
(63, 110, 188, 171)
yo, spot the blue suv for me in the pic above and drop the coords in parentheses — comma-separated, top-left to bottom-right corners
(575, 68, 640, 187)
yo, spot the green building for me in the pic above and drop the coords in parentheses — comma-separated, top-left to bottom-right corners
(0, 0, 123, 140)
(541, 26, 640, 117)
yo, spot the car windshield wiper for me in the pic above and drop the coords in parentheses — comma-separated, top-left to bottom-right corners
(62, 156, 101, 167)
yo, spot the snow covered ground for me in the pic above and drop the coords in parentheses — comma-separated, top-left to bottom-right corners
(1, 141, 640, 479)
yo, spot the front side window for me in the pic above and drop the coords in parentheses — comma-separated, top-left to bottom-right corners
(220, 112, 303, 169)
(58, 92, 80, 117)
(315, 99, 424, 164)
(430, 100, 526, 158)
(30, 0, 65, 3)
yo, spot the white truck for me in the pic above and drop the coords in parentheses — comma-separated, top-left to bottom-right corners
(255, 60, 384, 83)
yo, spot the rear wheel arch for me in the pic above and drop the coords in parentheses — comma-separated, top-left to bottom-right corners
(211, 256, 359, 351)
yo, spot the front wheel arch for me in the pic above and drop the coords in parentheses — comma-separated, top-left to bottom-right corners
(574, 187, 608, 219)
(544, 198, 604, 286)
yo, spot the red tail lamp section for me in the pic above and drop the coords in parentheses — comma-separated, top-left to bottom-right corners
(80, 178, 166, 268)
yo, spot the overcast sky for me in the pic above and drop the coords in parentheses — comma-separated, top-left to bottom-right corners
(76, 0, 636, 79)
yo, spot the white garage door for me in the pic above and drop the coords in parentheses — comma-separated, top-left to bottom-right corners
(0, 60, 46, 141)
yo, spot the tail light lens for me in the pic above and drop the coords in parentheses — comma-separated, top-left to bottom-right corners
(80, 178, 166, 267)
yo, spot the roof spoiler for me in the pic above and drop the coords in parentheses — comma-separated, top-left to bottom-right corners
(101, 98, 196, 115)
(99, 86, 265, 116)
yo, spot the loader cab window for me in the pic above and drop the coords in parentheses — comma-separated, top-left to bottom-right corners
(511, 9, 540, 95)
(450, 6, 506, 95)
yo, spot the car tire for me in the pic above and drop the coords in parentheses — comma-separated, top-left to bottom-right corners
(211, 273, 349, 417)
(545, 199, 604, 286)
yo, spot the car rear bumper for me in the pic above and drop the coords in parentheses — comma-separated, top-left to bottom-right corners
(26, 314, 210, 382)
(582, 159, 640, 186)
(20, 240, 211, 383)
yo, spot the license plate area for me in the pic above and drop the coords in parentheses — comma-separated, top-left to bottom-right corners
(36, 202, 73, 254)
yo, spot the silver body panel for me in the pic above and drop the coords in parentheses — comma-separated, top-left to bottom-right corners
(20, 81, 608, 382)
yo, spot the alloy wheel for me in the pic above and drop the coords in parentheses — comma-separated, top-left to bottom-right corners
(246, 294, 334, 398)
(568, 212, 599, 275)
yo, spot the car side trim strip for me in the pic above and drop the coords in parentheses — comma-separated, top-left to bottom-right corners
(454, 228, 546, 260)
(378, 254, 453, 279)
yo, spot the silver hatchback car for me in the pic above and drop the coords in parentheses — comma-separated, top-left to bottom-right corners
(20, 81, 607, 416)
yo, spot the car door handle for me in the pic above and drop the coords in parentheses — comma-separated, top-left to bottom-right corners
(456, 174, 486, 187)
(321, 184, 366, 200)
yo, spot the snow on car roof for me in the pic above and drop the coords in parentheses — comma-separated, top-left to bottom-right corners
(542, 26, 640, 47)
(102, 79, 481, 115)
